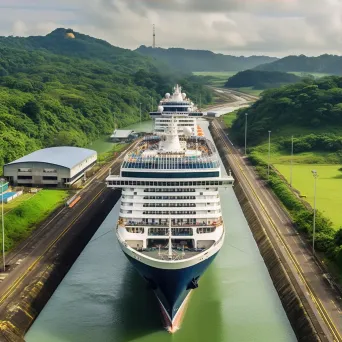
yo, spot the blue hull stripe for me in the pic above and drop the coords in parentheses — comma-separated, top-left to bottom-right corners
(125, 252, 218, 320)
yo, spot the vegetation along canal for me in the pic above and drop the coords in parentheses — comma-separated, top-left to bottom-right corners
(26, 121, 296, 342)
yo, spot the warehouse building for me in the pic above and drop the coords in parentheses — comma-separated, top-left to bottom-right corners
(110, 129, 138, 142)
(3, 147, 97, 187)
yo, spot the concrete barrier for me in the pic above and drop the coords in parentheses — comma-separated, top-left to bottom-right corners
(1, 189, 122, 340)
(210, 123, 323, 342)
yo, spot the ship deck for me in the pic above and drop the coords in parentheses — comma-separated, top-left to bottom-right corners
(141, 248, 203, 261)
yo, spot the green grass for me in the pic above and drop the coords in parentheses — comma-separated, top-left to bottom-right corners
(288, 71, 333, 78)
(98, 143, 128, 164)
(193, 71, 237, 78)
(222, 111, 238, 128)
(274, 164, 342, 229)
(3, 193, 35, 214)
(193, 71, 237, 87)
(230, 87, 263, 96)
(248, 125, 342, 229)
(2, 189, 69, 252)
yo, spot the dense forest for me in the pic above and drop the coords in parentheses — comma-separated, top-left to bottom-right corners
(254, 54, 342, 75)
(231, 76, 342, 146)
(224, 70, 300, 89)
(0, 28, 212, 169)
(136, 46, 278, 72)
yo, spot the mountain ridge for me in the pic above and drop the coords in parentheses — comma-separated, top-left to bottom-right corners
(254, 54, 342, 75)
(135, 45, 278, 72)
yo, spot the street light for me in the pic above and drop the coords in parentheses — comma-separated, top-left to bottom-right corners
(312, 170, 318, 255)
(244, 113, 248, 156)
(0, 178, 5, 272)
(267, 131, 271, 180)
(290, 135, 294, 187)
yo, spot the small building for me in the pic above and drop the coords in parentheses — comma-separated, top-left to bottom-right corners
(3, 147, 97, 187)
(110, 129, 137, 142)
(206, 111, 219, 117)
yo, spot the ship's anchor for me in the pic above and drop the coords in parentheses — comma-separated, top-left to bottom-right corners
(187, 276, 199, 290)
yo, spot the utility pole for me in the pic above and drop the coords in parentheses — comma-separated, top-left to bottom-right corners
(113, 112, 116, 130)
(153, 24, 156, 48)
(290, 135, 294, 187)
(312, 170, 318, 255)
(244, 113, 248, 156)
(267, 131, 271, 180)
(151, 96, 153, 112)
(199, 94, 202, 109)
(0, 179, 5, 272)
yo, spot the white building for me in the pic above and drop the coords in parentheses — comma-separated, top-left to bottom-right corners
(3, 147, 97, 187)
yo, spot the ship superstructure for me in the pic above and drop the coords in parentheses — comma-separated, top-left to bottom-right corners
(106, 85, 234, 331)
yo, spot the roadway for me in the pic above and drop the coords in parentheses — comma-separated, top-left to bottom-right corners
(0, 141, 139, 319)
(212, 119, 342, 342)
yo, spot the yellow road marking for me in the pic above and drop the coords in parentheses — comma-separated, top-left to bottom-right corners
(0, 187, 105, 305)
(213, 121, 342, 341)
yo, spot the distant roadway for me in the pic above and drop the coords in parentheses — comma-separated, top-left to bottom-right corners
(212, 119, 342, 342)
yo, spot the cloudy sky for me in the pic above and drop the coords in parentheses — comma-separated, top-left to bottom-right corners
(0, 0, 341, 56)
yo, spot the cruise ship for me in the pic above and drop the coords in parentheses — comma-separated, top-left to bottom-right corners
(106, 85, 234, 332)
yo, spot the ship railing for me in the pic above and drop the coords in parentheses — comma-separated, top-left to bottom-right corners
(123, 220, 223, 229)
(143, 247, 206, 253)
(148, 228, 194, 236)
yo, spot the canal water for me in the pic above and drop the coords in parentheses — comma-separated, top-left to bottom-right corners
(26, 120, 296, 342)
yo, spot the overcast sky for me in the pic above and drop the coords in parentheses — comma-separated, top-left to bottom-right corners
(0, 0, 341, 56)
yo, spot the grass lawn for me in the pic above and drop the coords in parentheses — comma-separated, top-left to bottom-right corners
(274, 164, 342, 229)
(3, 193, 35, 214)
(2, 189, 69, 252)
(222, 111, 238, 128)
(193, 71, 237, 87)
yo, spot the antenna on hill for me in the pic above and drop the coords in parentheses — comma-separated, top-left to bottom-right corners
(153, 24, 156, 48)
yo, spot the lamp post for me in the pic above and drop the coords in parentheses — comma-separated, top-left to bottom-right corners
(312, 170, 318, 255)
(290, 135, 294, 187)
(267, 131, 271, 180)
(244, 113, 248, 156)
(0, 178, 5, 272)
(139, 103, 142, 123)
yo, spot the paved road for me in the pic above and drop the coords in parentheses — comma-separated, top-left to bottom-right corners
(212, 119, 342, 342)
(0, 141, 139, 316)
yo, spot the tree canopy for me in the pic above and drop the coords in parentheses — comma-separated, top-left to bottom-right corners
(0, 28, 212, 170)
(254, 54, 342, 75)
(231, 76, 342, 146)
(224, 70, 300, 89)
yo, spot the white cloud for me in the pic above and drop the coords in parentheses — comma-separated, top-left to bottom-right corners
(0, 0, 341, 56)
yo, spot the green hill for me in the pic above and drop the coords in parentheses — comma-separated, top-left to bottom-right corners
(231, 76, 342, 146)
(254, 54, 342, 75)
(136, 46, 278, 72)
(229, 75, 342, 272)
(0, 29, 212, 169)
(224, 70, 300, 89)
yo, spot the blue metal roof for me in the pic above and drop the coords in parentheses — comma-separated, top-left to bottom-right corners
(5, 147, 97, 169)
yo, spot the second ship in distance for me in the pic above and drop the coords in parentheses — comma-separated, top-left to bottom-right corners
(106, 85, 234, 332)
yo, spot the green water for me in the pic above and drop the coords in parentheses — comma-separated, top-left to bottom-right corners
(87, 121, 153, 154)
(26, 121, 296, 342)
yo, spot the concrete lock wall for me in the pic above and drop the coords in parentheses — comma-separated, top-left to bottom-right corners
(1, 190, 122, 340)
(209, 122, 322, 342)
